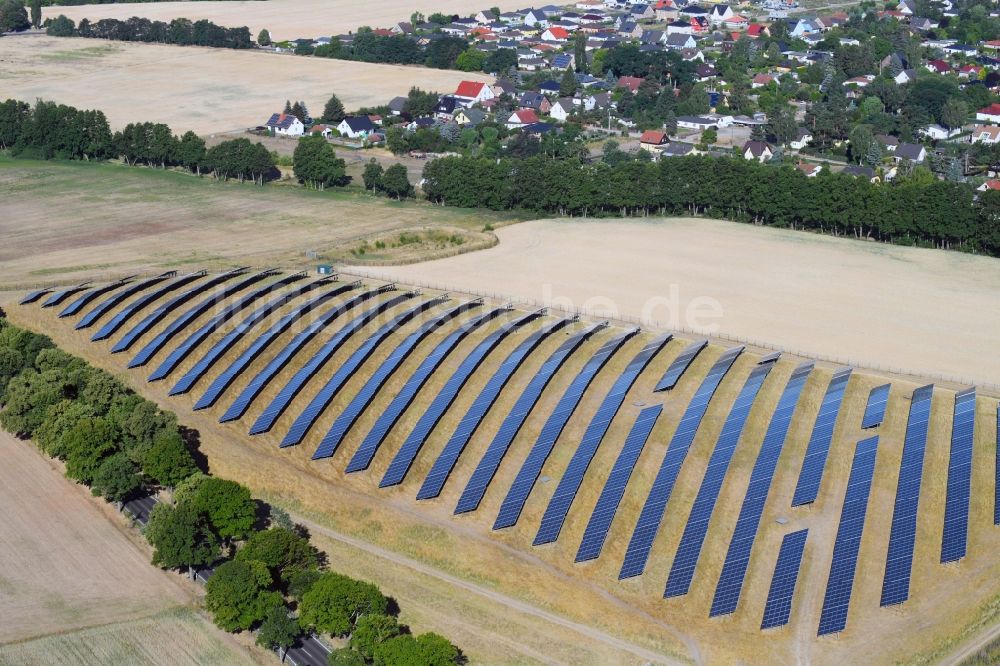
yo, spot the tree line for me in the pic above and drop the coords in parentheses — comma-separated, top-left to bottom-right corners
(0, 318, 462, 665)
(422, 154, 1000, 255)
(46, 14, 252, 48)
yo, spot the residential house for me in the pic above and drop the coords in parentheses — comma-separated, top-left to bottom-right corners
(454, 108, 487, 126)
(550, 98, 577, 121)
(579, 91, 611, 110)
(519, 92, 552, 114)
(617, 75, 645, 93)
(677, 115, 718, 129)
(524, 122, 556, 135)
(910, 17, 938, 30)
(666, 20, 694, 35)
(977, 179, 1000, 191)
(897, 0, 916, 15)
(541, 26, 571, 41)
(661, 141, 696, 157)
(894, 69, 918, 85)
(336, 116, 375, 139)
(876, 134, 899, 151)
(666, 33, 697, 49)
(539, 80, 562, 96)
(551, 53, 575, 70)
(742, 140, 773, 162)
(921, 124, 962, 140)
(894, 142, 927, 162)
(789, 128, 813, 149)
(926, 59, 951, 74)
(696, 63, 718, 80)
(507, 108, 540, 129)
(971, 125, 1000, 144)
(723, 15, 749, 30)
(789, 19, 819, 37)
(796, 161, 822, 177)
(454, 80, 496, 105)
(751, 73, 776, 88)
(710, 4, 734, 24)
(388, 96, 407, 116)
(390, 21, 413, 34)
(630, 3, 655, 19)
(746, 22, 769, 38)
(640, 130, 669, 152)
(524, 9, 549, 28)
(434, 96, 461, 119)
(842, 165, 878, 181)
(976, 103, 1000, 123)
(309, 124, 333, 138)
(264, 113, 304, 137)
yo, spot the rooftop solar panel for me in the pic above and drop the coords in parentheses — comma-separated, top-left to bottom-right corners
(880, 384, 934, 607)
(455, 325, 602, 515)
(618, 346, 744, 579)
(280, 295, 443, 449)
(818, 436, 879, 636)
(148, 273, 308, 381)
(379, 310, 543, 488)
(654, 339, 708, 392)
(663, 356, 779, 598)
(575, 404, 662, 562)
(128, 269, 275, 368)
(42, 282, 91, 308)
(418, 318, 572, 500)
(245, 289, 411, 433)
(345, 308, 507, 474)
(59, 276, 137, 318)
(493, 330, 638, 531)
(862, 383, 891, 429)
(760, 529, 809, 630)
(167, 279, 341, 395)
(534, 334, 671, 546)
(941, 388, 975, 563)
(710, 362, 813, 616)
(91, 271, 206, 342)
(75, 272, 178, 330)
(313, 301, 484, 461)
(790, 368, 853, 507)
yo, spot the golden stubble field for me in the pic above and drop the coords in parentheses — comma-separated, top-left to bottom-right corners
(0, 35, 492, 134)
(43, 0, 530, 42)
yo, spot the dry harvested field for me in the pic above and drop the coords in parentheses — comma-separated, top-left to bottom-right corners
(348, 217, 1000, 387)
(0, 35, 492, 134)
(42, 0, 529, 42)
(8, 270, 1000, 666)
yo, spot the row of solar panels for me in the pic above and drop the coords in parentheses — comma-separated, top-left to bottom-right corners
(21, 271, 996, 636)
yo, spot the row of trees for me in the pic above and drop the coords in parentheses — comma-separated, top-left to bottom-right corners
(47, 15, 252, 49)
(0, 319, 462, 664)
(422, 154, 1000, 255)
(311, 28, 474, 71)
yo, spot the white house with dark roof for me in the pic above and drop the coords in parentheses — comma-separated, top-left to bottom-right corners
(336, 116, 376, 139)
(264, 113, 304, 137)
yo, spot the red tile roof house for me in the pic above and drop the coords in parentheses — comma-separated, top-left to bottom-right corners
(976, 103, 1000, 123)
(454, 80, 496, 105)
(640, 130, 669, 151)
(506, 109, 540, 129)
(616, 75, 645, 93)
(926, 59, 951, 74)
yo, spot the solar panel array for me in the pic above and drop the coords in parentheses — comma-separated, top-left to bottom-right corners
(286, 296, 444, 451)
(19, 287, 53, 305)
(168, 280, 344, 395)
(760, 529, 809, 630)
(128, 269, 275, 368)
(818, 435, 880, 636)
(60, 276, 136, 318)
(315, 301, 483, 461)
(575, 404, 662, 562)
(220, 285, 388, 421)
(862, 383, 891, 429)
(418, 319, 571, 500)
(791, 368, 853, 507)
(256, 291, 414, 439)
(619, 346, 744, 579)
(710, 362, 814, 617)
(456, 325, 601, 515)
(42, 282, 91, 308)
(380, 310, 543, 488)
(663, 356, 779, 598)
(654, 339, 708, 392)
(191, 283, 362, 408)
(493, 330, 638, 530)
(92, 271, 205, 342)
(147, 273, 308, 381)
(941, 388, 976, 563)
(77, 272, 177, 330)
(880, 384, 934, 607)
(534, 334, 671, 546)
(345, 308, 507, 474)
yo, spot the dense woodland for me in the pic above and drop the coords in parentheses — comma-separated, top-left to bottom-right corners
(0, 318, 462, 665)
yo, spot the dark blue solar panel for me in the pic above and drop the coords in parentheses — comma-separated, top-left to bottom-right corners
(862, 383, 891, 429)
(818, 436, 879, 636)
(110, 269, 248, 353)
(493, 330, 638, 531)
(128, 269, 274, 368)
(59, 276, 137, 318)
(190, 283, 363, 408)
(313, 301, 484, 461)
(455, 325, 601, 515)
(534, 334, 671, 546)
(880, 384, 933, 607)
(710, 362, 813, 617)
(281, 295, 441, 448)
(379, 310, 544, 488)
(91, 271, 206, 342)
(76, 272, 177, 329)
(148, 273, 307, 381)
(655, 339, 708, 392)
(345, 308, 508, 474)
(168, 279, 341, 395)
(235, 288, 406, 428)
(19, 288, 53, 305)
(42, 282, 91, 308)
(790, 368, 852, 507)
(618, 346, 744, 579)
(575, 404, 662, 562)
(418, 318, 572, 500)
(663, 356, 779, 597)
(941, 388, 975, 563)
(761, 529, 809, 630)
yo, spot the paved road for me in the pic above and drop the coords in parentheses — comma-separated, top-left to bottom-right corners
(281, 634, 332, 666)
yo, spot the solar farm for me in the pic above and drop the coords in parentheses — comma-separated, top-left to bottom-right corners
(11, 267, 1000, 665)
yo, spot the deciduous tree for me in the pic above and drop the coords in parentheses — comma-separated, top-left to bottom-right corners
(205, 559, 282, 632)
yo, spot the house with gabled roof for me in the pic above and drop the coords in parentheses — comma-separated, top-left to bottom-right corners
(741, 140, 773, 162)
(746, 22, 768, 38)
(519, 92, 552, 114)
(265, 112, 304, 137)
(617, 76, 645, 93)
(710, 4, 734, 23)
(550, 98, 577, 121)
(541, 26, 571, 41)
(454, 107, 487, 126)
(507, 108, 540, 129)
(971, 125, 1000, 144)
(524, 9, 549, 28)
(976, 103, 1000, 123)
(666, 33, 696, 49)
(894, 142, 926, 162)
(454, 80, 496, 105)
(336, 116, 375, 139)
(640, 130, 669, 151)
